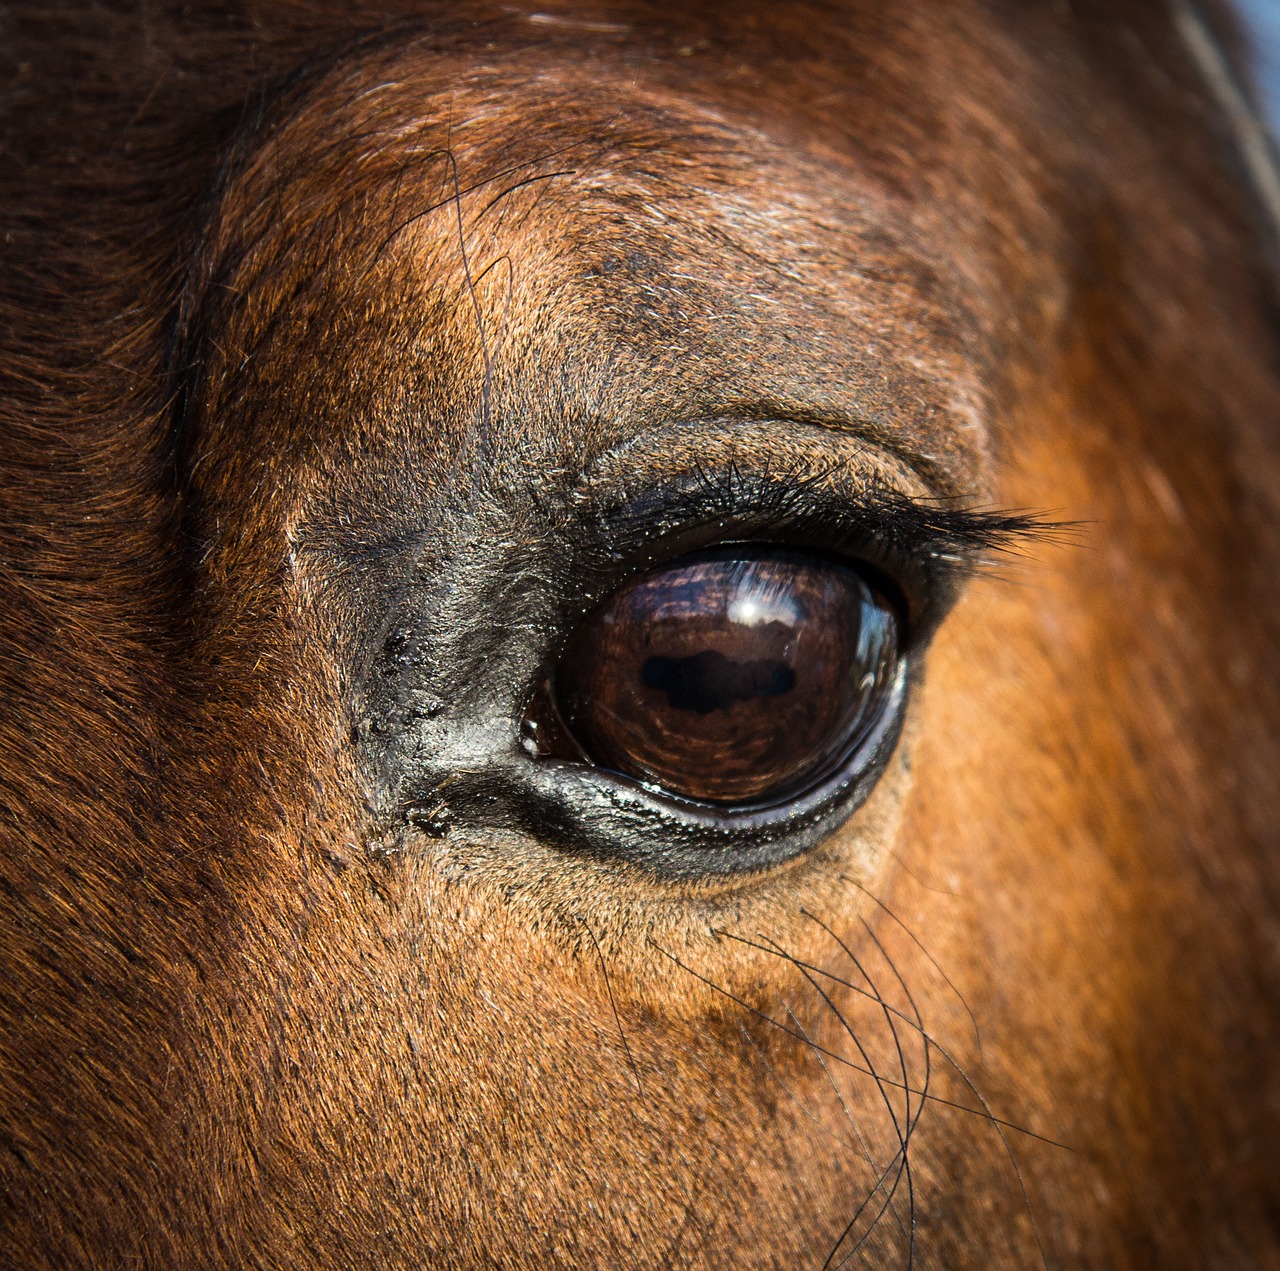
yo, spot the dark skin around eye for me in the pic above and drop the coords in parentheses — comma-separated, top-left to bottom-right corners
(552, 548, 899, 804)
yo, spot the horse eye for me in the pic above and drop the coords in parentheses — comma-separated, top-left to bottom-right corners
(522, 547, 901, 806)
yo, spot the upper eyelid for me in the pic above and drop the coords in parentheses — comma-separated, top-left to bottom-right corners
(561, 423, 1051, 608)
(292, 417, 1052, 655)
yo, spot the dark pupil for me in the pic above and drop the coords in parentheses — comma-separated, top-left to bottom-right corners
(551, 547, 899, 805)
(640, 651, 796, 715)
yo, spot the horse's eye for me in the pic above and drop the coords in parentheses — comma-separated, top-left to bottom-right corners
(523, 547, 901, 806)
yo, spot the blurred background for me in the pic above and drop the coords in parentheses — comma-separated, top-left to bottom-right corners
(1238, 0, 1280, 129)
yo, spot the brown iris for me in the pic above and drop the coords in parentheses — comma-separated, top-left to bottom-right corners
(523, 546, 900, 806)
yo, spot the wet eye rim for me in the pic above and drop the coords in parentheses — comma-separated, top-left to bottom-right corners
(503, 653, 911, 882)
(528, 661, 911, 829)
(519, 539, 912, 821)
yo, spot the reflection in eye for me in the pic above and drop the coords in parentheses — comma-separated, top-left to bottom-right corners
(523, 547, 901, 806)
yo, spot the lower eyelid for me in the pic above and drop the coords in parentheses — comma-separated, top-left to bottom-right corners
(509, 656, 912, 877)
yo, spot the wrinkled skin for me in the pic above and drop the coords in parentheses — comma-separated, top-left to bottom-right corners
(1, 1, 1279, 1267)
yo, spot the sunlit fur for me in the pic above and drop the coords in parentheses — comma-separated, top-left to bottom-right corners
(1, 1, 1278, 1267)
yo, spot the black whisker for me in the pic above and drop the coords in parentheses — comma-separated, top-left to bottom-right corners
(782, 1003, 878, 1167)
(850, 916, 933, 1163)
(840, 874, 983, 1053)
(826, 1134, 912, 1269)
(687, 933, 1070, 1149)
(803, 913, 927, 1269)
(779, 1004, 911, 1265)
(475, 168, 578, 221)
(809, 912, 1055, 1271)
(751, 930, 917, 1266)
(577, 915, 644, 1100)
(737, 1019, 875, 1166)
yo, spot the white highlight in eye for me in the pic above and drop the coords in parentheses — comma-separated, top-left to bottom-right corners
(727, 579, 801, 628)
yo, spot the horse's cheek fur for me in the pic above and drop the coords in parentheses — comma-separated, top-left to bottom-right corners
(1, 2, 1279, 1268)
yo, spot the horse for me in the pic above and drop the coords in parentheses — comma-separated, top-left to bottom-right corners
(1, 1, 1277, 1265)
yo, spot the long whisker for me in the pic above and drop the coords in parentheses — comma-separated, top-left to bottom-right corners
(753, 930, 918, 1267)
(850, 915, 933, 1158)
(783, 1003, 877, 1166)
(782, 1002, 913, 1262)
(698, 926, 916, 1266)
(373, 134, 599, 258)
(809, 914, 928, 1269)
(653, 936, 1067, 1148)
(576, 915, 645, 1100)
(831, 928, 922, 1266)
(807, 913, 1054, 1271)
(840, 874, 983, 1053)
(826, 1131, 912, 1269)
(737, 1019, 875, 1165)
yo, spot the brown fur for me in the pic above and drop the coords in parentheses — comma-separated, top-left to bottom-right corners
(1, 1, 1278, 1266)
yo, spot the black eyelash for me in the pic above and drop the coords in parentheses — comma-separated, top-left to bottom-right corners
(568, 454, 1066, 642)
(680, 458, 1062, 568)
(843, 489, 1068, 577)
